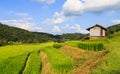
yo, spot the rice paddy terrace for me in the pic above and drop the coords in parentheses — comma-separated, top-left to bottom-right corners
(0, 37, 120, 74)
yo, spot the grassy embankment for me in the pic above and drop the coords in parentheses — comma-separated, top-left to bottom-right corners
(64, 40, 106, 74)
(92, 32, 120, 74)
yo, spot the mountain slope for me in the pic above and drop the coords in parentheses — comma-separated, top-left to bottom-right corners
(106, 24, 120, 37)
(0, 23, 53, 45)
(0, 23, 86, 46)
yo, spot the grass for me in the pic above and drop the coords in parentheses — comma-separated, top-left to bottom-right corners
(92, 40, 120, 74)
(0, 54, 29, 74)
(40, 51, 53, 74)
(0, 42, 53, 74)
(0, 42, 53, 61)
(67, 41, 105, 51)
(53, 43, 64, 49)
(92, 32, 120, 74)
(0, 33, 119, 74)
(78, 42, 104, 51)
(23, 51, 41, 74)
(0, 57, 14, 73)
(66, 41, 80, 47)
(60, 45, 98, 68)
(42, 46, 74, 73)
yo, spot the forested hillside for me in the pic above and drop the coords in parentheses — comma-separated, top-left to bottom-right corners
(0, 23, 86, 46)
(106, 24, 120, 37)
(0, 23, 53, 45)
(1, 23, 119, 46)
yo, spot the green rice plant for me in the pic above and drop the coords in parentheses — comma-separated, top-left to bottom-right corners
(66, 41, 80, 47)
(23, 51, 41, 74)
(78, 42, 104, 51)
(0, 42, 53, 61)
(0, 57, 15, 73)
(53, 43, 64, 49)
(1, 54, 29, 74)
(42, 47, 74, 73)
(66, 41, 104, 51)
(0, 43, 53, 74)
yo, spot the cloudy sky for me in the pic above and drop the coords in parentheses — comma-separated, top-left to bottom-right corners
(0, 0, 120, 34)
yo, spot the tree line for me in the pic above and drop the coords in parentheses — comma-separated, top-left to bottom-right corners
(0, 23, 86, 46)
(1, 22, 119, 46)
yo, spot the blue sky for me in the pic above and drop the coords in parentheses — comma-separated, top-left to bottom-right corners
(0, 0, 120, 34)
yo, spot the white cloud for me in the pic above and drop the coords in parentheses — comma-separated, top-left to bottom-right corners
(63, 0, 120, 15)
(43, 0, 120, 25)
(62, 24, 89, 34)
(35, 0, 55, 4)
(43, 12, 65, 25)
(0, 19, 34, 30)
(84, 0, 120, 12)
(0, 19, 45, 33)
(63, 0, 84, 16)
(52, 26, 61, 33)
(32, 27, 44, 32)
(74, 24, 88, 34)
(112, 19, 120, 24)
(63, 24, 76, 30)
(0, 12, 44, 32)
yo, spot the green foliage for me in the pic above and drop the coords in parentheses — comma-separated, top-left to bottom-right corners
(78, 42, 104, 51)
(0, 54, 28, 74)
(66, 41, 81, 47)
(0, 23, 54, 45)
(67, 41, 105, 51)
(0, 43, 53, 74)
(0, 57, 14, 73)
(23, 51, 41, 74)
(42, 47, 73, 73)
(92, 40, 120, 74)
(0, 23, 87, 46)
(53, 43, 64, 49)
(0, 43, 53, 60)
(106, 24, 120, 38)
(61, 33, 87, 41)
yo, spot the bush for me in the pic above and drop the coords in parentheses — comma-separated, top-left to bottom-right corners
(53, 43, 64, 49)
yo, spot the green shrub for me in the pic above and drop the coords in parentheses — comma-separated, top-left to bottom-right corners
(53, 43, 64, 49)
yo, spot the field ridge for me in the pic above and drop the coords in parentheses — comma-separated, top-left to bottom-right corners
(21, 53, 31, 74)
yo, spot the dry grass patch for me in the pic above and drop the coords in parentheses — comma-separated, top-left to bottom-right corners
(40, 51, 53, 74)
(60, 45, 108, 74)
(72, 50, 108, 74)
(60, 45, 97, 67)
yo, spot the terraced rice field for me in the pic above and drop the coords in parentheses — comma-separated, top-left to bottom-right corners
(0, 41, 107, 74)
(0, 42, 74, 74)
